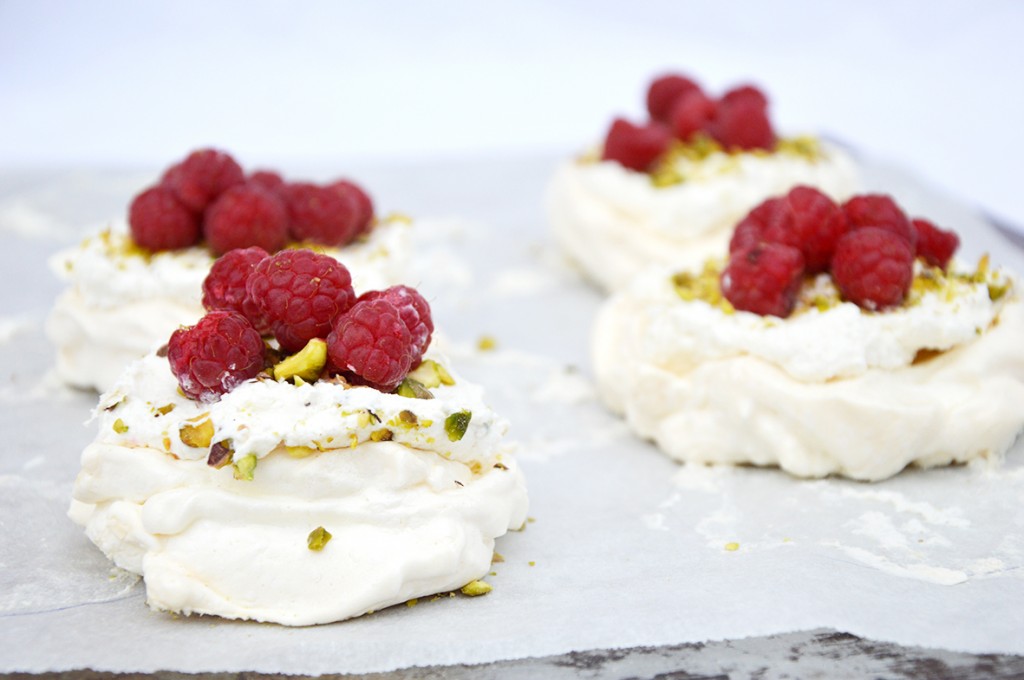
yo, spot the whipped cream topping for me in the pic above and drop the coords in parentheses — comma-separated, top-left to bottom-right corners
(96, 351, 507, 465)
(47, 217, 413, 392)
(548, 139, 860, 291)
(71, 350, 528, 625)
(593, 259, 1024, 481)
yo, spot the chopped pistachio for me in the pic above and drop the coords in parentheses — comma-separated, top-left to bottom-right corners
(444, 411, 472, 442)
(396, 377, 434, 399)
(386, 211, 414, 225)
(369, 429, 393, 442)
(232, 454, 256, 481)
(232, 454, 257, 481)
(179, 418, 214, 449)
(112, 418, 129, 434)
(207, 441, 233, 468)
(724, 542, 740, 552)
(491, 551, 505, 564)
(307, 526, 332, 551)
(407, 359, 455, 388)
(405, 599, 419, 608)
(398, 409, 418, 426)
(286, 445, 317, 458)
(155, 403, 176, 416)
(477, 335, 498, 351)
(989, 282, 1009, 302)
(103, 396, 125, 412)
(272, 338, 327, 383)
(460, 580, 492, 597)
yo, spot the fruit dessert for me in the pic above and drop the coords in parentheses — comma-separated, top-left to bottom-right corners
(48, 148, 412, 393)
(593, 186, 1024, 481)
(68, 249, 528, 625)
(548, 72, 860, 291)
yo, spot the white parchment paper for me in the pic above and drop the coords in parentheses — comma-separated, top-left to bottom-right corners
(0, 155, 1022, 674)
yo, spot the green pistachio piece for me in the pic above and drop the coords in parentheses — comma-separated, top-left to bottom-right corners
(272, 338, 327, 383)
(460, 580, 492, 597)
(407, 359, 455, 388)
(112, 418, 129, 434)
(444, 410, 472, 442)
(179, 417, 214, 449)
(307, 526, 332, 551)
(396, 377, 434, 399)
(207, 441, 233, 469)
(232, 453, 257, 481)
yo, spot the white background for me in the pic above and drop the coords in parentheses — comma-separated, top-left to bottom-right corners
(2, 1, 1022, 227)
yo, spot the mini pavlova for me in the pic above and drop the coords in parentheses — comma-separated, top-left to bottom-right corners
(593, 186, 1024, 481)
(69, 248, 528, 625)
(548, 72, 859, 291)
(48, 148, 412, 393)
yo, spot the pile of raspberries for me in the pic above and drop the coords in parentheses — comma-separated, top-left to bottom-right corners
(720, 186, 960, 317)
(129, 148, 374, 255)
(602, 72, 776, 172)
(168, 248, 433, 403)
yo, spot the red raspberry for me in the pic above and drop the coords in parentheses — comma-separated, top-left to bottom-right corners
(285, 182, 361, 246)
(842, 194, 916, 249)
(728, 198, 783, 254)
(719, 84, 769, 109)
(328, 180, 375, 237)
(602, 118, 673, 172)
(831, 227, 914, 310)
(246, 249, 356, 353)
(204, 184, 289, 256)
(166, 148, 245, 212)
(912, 218, 959, 269)
(167, 311, 265, 402)
(646, 74, 702, 123)
(201, 246, 272, 333)
(248, 170, 287, 197)
(128, 185, 201, 251)
(357, 285, 433, 363)
(669, 90, 716, 142)
(326, 298, 416, 391)
(708, 85, 774, 151)
(159, 162, 182, 188)
(721, 242, 805, 317)
(759, 186, 846, 273)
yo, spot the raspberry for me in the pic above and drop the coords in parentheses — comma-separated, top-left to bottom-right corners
(167, 311, 265, 402)
(708, 92, 775, 151)
(204, 184, 289, 256)
(831, 227, 914, 310)
(201, 246, 272, 333)
(601, 118, 672, 172)
(246, 249, 356, 353)
(759, 186, 846, 273)
(912, 218, 959, 269)
(721, 242, 805, 317)
(248, 170, 287, 196)
(285, 182, 361, 246)
(719, 84, 769, 109)
(728, 198, 782, 254)
(128, 185, 201, 251)
(357, 285, 433, 362)
(842, 194, 915, 249)
(646, 74, 701, 123)
(326, 299, 417, 391)
(166, 148, 245, 212)
(329, 180, 375, 237)
(669, 90, 716, 142)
